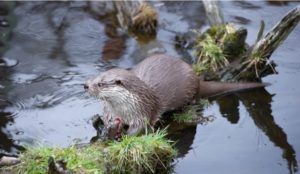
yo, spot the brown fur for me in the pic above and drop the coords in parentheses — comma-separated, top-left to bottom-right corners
(85, 54, 265, 137)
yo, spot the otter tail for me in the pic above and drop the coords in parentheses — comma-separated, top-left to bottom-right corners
(198, 81, 268, 98)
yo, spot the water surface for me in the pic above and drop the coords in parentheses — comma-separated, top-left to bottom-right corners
(0, 1, 299, 174)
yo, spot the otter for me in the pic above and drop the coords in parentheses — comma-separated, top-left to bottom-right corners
(85, 54, 265, 138)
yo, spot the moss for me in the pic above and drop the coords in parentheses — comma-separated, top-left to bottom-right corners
(210, 24, 247, 59)
(192, 63, 208, 76)
(198, 99, 211, 109)
(221, 28, 247, 59)
(193, 23, 247, 75)
(206, 24, 227, 39)
(193, 33, 229, 73)
(7, 130, 176, 174)
(173, 109, 194, 123)
(173, 100, 213, 124)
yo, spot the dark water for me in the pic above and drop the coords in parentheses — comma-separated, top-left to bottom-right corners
(0, 1, 299, 174)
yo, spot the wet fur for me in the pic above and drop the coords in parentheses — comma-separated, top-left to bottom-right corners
(86, 54, 264, 136)
(86, 69, 160, 135)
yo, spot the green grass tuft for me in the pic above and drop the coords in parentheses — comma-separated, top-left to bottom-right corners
(8, 130, 176, 174)
(192, 63, 208, 76)
(173, 100, 213, 124)
(193, 23, 247, 75)
(199, 99, 211, 109)
(173, 110, 194, 123)
(14, 144, 105, 174)
(194, 34, 229, 73)
(106, 130, 176, 174)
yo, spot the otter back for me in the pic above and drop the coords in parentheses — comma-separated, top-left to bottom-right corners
(132, 54, 199, 112)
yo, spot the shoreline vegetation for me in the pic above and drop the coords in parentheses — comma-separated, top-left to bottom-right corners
(2, 130, 176, 174)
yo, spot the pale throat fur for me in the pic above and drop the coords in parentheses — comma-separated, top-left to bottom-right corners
(86, 68, 161, 135)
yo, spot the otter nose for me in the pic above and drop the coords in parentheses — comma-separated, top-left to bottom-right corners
(84, 84, 89, 90)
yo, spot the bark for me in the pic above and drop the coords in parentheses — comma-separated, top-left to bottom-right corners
(217, 5, 300, 81)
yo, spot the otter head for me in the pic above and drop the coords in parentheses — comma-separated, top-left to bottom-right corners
(84, 69, 134, 101)
(85, 68, 161, 135)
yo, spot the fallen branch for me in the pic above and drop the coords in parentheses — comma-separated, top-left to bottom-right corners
(199, 5, 300, 81)
(240, 5, 300, 79)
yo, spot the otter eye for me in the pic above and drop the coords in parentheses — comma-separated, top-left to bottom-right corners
(97, 83, 102, 87)
(115, 80, 122, 85)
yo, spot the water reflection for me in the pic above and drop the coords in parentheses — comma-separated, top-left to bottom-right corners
(0, 102, 24, 156)
(267, 0, 289, 6)
(88, 2, 128, 61)
(0, 113, 20, 155)
(171, 88, 298, 173)
(233, 1, 262, 9)
(216, 89, 298, 173)
(0, 1, 17, 67)
(216, 94, 240, 124)
(0, 1, 24, 156)
(46, 2, 70, 63)
(167, 122, 197, 158)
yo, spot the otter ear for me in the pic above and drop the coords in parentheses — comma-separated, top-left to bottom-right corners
(115, 80, 122, 85)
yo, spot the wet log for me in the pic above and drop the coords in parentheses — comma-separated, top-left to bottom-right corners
(219, 5, 300, 81)
(198, 5, 300, 82)
(240, 5, 300, 79)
